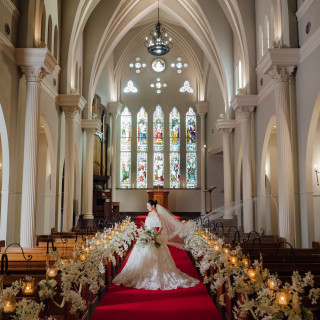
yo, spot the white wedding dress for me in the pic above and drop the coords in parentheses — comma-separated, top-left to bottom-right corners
(112, 216, 200, 290)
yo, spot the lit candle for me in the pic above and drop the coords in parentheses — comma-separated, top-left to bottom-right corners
(84, 244, 90, 254)
(2, 296, 16, 313)
(229, 255, 238, 265)
(89, 243, 95, 251)
(277, 289, 290, 306)
(108, 235, 113, 240)
(79, 251, 87, 262)
(103, 238, 108, 245)
(213, 244, 220, 252)
(47, 265, 58, 278)
(22, 279, 35, 295)
(268, 277, 277, 290)
(247, 267, 257, 281)
(61, 255, 70, 265)
(223, 247, 230, 254)
(241, 257, 251, 267)
(95, 237, 101, 246)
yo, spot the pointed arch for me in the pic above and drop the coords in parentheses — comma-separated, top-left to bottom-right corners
(54, 25, 58, 60)
(47, 15, 52, 52)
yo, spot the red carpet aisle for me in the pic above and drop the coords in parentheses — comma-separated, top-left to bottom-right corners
(91, 247, 222, 320)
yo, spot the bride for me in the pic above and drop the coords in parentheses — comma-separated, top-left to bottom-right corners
(112, 200, 200, 290)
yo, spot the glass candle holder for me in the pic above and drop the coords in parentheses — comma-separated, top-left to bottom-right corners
(22, 278, 35, 295)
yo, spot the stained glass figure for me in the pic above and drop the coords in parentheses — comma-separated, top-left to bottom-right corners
(186, 107, 197, 152)
(137, 107, 148, 152)
(170, 107, 180, 152)
(153, 105, 164, 151)
(121, 107, 131, 151)
(137, 152, 147, 188)
(120, 152, 131, 188)
(152, 59, 166, 72)
(186, 153, 197, 188)
(153, 152, 164, 187)
(170, 153, 180, 188)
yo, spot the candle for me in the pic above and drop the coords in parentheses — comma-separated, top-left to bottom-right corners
(241, 257, 251, 267)
(108, 235, 113, 240)
(95, 237, 101, 246)
(47, 265, 58, 278)
(61, 255, 70, 265)
(268, 278, 277, 290)
(22, 279, 35, 295)
(223, 247, 230, 254)
(2, 296, 16, 313)
(229, 255, 238, 265)
(213, 244, 220, 252)
(84, 244, 90, 254)
(89, 243, 95, 251)
(277, 289, 289, 306)
(247, 267, 257, 281)
(103, 238, 108, 245)
(79, 251, 87, 262)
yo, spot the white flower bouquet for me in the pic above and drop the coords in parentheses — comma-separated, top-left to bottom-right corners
(136, 225, 161, 249)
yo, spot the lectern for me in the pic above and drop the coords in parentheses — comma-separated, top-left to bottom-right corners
(147, 190, 169, 209)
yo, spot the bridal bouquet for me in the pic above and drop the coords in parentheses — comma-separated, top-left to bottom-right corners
(136, 225, 161, 249)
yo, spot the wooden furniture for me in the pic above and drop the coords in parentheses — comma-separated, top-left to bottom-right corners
(93, 189, 112, 217)
(204, 186, 216, 212)
(147, 190, 169, 209)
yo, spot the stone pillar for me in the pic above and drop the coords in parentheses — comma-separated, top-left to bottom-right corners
(57, 95, 86, 232)
(196, 102, 209, 215)
(232, 95, 257, 232)
(269, 66, 295, 245)
(16, 48, 57, 248)
(216, 120, 236, 219)
(108, 102, 122, 201)
(82, 119, 102, 220)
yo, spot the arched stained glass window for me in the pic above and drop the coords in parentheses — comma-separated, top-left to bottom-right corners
(170, 153, 180, 188)
(137, 107, 148, 151)
(170, 107, 180, 151)
(153, 105, 164, 151)
(153, 152, 164, 187)
(186, 107, 197, 188)
(120, 107, 131, 188)
(137, 107, 148, 188)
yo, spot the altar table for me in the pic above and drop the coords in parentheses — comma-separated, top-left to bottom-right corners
(135, 215, 181, 229)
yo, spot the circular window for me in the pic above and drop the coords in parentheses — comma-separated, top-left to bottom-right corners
(152, 59, 166, 72)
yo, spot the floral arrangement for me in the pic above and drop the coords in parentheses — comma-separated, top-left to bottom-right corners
(136, 225, 161, 249)
(184, 225, 320, 319)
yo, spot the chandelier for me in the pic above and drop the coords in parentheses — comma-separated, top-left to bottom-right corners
(144, 1, 172, 56)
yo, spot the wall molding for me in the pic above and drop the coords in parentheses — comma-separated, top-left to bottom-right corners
(0, 31, 15, 62)
(2, 0, 20, 21)
(41, 78, 58, 101)
(295, 0, 314, 21)
(258, 78, 274, 105)
(300, 25, 320, 63)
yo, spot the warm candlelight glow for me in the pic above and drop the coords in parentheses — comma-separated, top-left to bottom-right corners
(223, 247, 230, 254)
(84, 244, 90, 254)
(47, 264, 58, 278)
(247, 267, 257, 281)
(89, 243, 96, 251)
(241, 257, 251, 267)
(213, 244, 220, 252)
(79, 251, 87, 262)
(207, 240, 212, 245)
(61, 255, 70, 265)
(95, 237, 101, 246)
(2, 295, 16, 313)
(194, 231, 199, 236)
(103, 238, 108, 245)
(22, 279, 35, 295)
(108, 235, 113, 240)
(229, 255, 238, 265)
(277, 289, 290, 306)
(268, 278, 277, 290)
(213, 239, 218, 244)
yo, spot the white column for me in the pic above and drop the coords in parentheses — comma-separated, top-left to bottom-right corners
(238, 106, 254, 232)
(16, 48, 56, 248)
(108, 102, 122, 201)
(82, 119, 101, 220)
(269, 66, 295, 245)
(196, 102, 209, 215)
(57, 95, 86, 232)
(216, 120, 235, 219)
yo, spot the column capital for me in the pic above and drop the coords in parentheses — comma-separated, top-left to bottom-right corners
(216, 119, 236, 136)
(16, 48, 57, 81)
(57, 94, 86, 111)
(108, 101, 123, 117)
(196, 101, 209, 117)
(231, 95, 257, 119)
(256, 48, 300, 75)
(82, 119, 102, 135)
(268, 66, 295, 82)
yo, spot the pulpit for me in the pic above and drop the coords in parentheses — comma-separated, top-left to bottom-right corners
(147, 190, 169, 209)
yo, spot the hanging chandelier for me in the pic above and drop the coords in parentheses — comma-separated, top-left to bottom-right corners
(144, 1, 173, 56)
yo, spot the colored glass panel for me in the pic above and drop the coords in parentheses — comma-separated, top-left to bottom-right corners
(120, 152, 131, 188)
(120, 107, 131, 151)
(153, 152, 164, 187)
(186, 153, 197, 188)
(137, 107, 148, 152)
(170, 107, 180, 152)
(137, 152, 147, 188)
(153, 105, 164, 151)
(170, 153, 180, 188)
(186, 107, 196, 152)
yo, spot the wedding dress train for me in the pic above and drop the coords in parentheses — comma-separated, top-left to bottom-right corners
(112, 216, 200, 290)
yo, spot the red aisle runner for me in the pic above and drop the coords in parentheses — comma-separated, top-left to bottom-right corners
(91, 246, 222, 320)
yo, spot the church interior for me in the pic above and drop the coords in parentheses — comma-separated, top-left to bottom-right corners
(1, 0, 320, 319)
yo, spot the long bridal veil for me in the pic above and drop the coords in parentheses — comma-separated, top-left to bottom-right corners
(156, 204, 187, 250)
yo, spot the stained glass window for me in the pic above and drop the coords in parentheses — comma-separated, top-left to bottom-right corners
(170, 107, 180, 152)
(137, 107, 148, 152)
(186, 107, 197, 152)
(120, 152, 131, 188)
(137, 152, 147, 188)
(170, 153, 180, 188)
(121, 107, 132, 151)
(153, 105, 164, 151)
(153, 152, 164, 187)
(120, 107, 131, 188)
(186, 153, 197, 188)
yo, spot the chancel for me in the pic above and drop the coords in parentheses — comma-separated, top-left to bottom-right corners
(0, 0, 320, 319)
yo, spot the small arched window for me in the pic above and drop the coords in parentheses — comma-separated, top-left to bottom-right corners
(235, 65, 239, 94)
(41, 6, 46, 44)
(75, 61, 78, 91)
(265, 15, 270, 50)
(238, 60, 243, 89)
(259, 25, 263, 59)
(47, 15, 52, 52)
